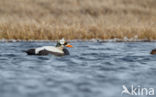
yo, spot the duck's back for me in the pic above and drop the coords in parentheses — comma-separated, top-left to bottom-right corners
(25, 46, 64, 56)
(36, 46, 63, 54)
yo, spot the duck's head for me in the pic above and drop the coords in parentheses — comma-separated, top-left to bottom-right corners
(56, 38, 73, 48)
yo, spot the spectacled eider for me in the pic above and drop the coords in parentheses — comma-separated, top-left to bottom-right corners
(151, 49, 156, 55)
(24, 39, 72, 56)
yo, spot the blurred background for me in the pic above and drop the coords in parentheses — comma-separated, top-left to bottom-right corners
(0, 0, 155, 40)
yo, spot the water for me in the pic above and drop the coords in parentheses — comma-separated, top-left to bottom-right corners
(0, 41, 156, 97)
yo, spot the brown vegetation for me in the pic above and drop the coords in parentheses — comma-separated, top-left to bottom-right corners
(0, 0, 156, 40)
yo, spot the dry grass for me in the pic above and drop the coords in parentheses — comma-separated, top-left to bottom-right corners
(0, 0, 156, 40)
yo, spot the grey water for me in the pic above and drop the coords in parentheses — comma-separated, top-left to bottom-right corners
(0, 41, 156, 97)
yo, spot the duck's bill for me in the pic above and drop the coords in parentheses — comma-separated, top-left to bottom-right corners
(66, 44, 73, 47)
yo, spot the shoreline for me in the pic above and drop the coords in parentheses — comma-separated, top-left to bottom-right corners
(0, 39, 155, 43)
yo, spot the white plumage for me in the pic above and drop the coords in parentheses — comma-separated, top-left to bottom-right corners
(35, 46, 63, 54)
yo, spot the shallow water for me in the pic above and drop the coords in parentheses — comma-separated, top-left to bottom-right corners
(0, 41, 156, 97)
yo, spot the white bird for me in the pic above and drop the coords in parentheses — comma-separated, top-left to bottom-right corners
(24, 38, 73, 56)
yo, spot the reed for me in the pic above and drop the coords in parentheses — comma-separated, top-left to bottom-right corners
(0, 0, 155, 40)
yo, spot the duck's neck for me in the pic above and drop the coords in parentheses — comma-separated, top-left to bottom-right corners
(55, 43, 65, 51)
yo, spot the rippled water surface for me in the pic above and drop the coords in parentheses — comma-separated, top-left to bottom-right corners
(0, 41, 156, 97)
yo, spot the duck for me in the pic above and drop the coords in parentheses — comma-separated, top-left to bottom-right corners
(151, 49, 156, 55)
(24, 38, 72, 56)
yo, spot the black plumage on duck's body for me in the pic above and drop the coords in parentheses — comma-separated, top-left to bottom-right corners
(63, 48, 70, 55)
(37, 49, 70, 56)
(24, 49, 36, 55)
(24, 48, 70, 56)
